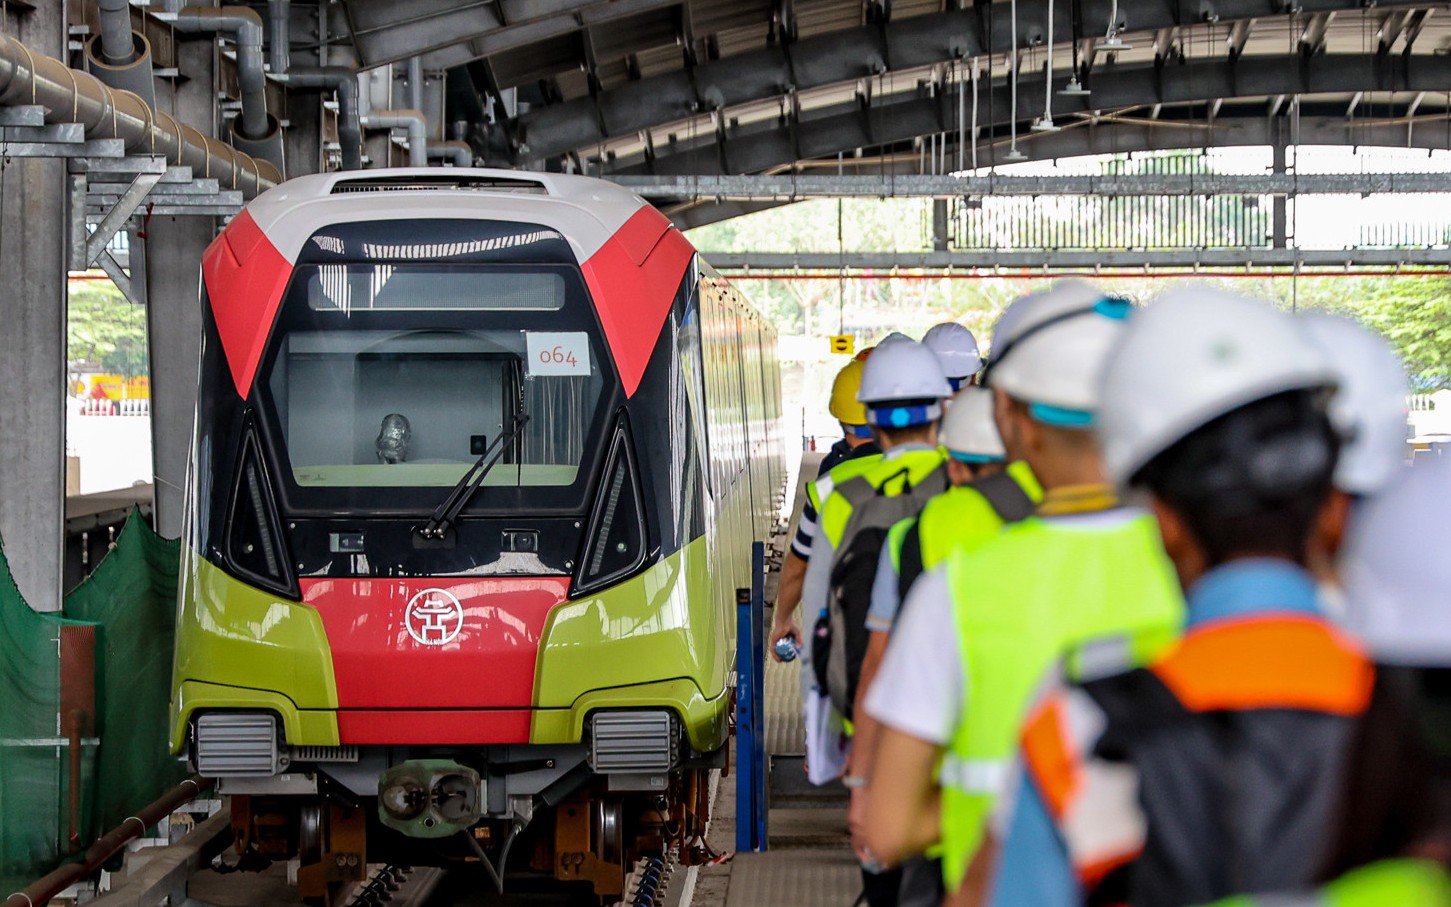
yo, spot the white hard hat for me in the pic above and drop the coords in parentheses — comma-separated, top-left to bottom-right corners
(983, 280, 1131, 427)
(939, 387, 1006, 461)
(922, 322, 983, 385)
(1096, 288, 1337, 486)
(1299, 313, 1410, 496)
(878, 331, 914, 346)
(858, 338, 952, 427)
(1342, 456, 1451, 666)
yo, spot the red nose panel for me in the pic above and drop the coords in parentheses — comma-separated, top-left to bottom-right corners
(301, 576, 570, 740)
(201, 210, 293, 400)
(581, 206, 695, 399)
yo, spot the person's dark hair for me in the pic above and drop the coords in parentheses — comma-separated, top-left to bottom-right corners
(873, 422, 937, 447)
(1132, 389, 1339, 566)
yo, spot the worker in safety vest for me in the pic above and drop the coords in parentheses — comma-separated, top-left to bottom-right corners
(923, 322, 984, 391)
(860, 281, 1184, 903)
(799, 338, 952, 907)
(1203, 456, 1451, 907)
(1298, 312, 1411, 591)
(845, 385, 1042, 907)
(771, 356, 884, 663)
(819, 357, 883, 475)
(994, 289, 1374, 907)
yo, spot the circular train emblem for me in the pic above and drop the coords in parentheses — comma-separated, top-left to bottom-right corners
(405, 589, 465, 646)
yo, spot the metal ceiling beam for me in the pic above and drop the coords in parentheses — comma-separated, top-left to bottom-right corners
(616, 172, 1451, 199)
(1300, 11, 1333, 54)
(487, 0, 1427, 99)
(702, 249, 1451, 270)
(600, 51, 1451, 174)
(408, 0, 682, 71)
(652, 114, 1451, 226)
(519, 4, 1444, 162)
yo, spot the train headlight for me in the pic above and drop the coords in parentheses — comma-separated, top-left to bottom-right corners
(377, 760, 484, 839)
(380, 777, 427, 821)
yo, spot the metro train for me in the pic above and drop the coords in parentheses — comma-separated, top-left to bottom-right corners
(168, 169, 785, 903)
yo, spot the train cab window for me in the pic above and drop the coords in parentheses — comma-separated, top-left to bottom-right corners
(226, 429, 295, 596)
(576, 420, 647, 594)
(256, 261, 612, 516)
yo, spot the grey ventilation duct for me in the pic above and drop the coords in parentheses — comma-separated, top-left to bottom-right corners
(171, 5, 283, 174)
(0, 31, 280, 196)
(426, 140, 473, 168)
(87, 0, 156, 111)
(287, 67, 362, 170)
(96, 0, 136, 65)
(267, 0, 290, 77)
(361, 109, 426, 167)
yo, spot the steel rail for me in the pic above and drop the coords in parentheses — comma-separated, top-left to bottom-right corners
(2, 775, 209, 907)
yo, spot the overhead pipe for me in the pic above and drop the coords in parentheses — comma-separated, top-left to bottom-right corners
(96, 0, 135, 66)
(287, 67, 362, 170)
(267, 0, 291, 77)
(172, 7, 269, 140)
(427, 140, 473, 167)
(0, 31, 280, 195)
(362, 109, 427, 167)
(87, 0, 157, 110)
(407, 56, 424, 114)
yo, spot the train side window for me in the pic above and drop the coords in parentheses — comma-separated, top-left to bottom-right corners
(576, 418, 647, 595)
(226, 427, 297, 597)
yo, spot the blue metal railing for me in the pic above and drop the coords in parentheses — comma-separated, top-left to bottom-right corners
(736, 541, 768, 852)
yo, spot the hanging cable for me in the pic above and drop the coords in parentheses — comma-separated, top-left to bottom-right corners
(1035, 0, 1061, 131)
(1007, 0, 1026, 160)
(971, 57, 980, 170)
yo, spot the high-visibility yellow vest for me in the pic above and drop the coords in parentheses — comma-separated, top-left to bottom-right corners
(937, 512, 1183, 892)
(1211, 859, 1451, 906)
(887, 461, 1043, 575)
(818, 448, 945, 548)
(806, 452, 883, 516)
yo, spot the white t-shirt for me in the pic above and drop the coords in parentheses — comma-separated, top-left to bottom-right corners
(862, 568, 965, 746)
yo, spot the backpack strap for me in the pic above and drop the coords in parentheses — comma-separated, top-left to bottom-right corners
(897, 519, 927, 606)
(836, 472, 893, 509)
(972, 471, 1037, 523)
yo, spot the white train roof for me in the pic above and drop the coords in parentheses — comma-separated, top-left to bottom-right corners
(244, 168, 654, 264)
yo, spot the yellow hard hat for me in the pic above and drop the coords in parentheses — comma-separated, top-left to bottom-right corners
(829, 359, 869, 425)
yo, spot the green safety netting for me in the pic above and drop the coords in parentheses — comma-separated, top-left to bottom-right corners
(0, 510, 183, 895)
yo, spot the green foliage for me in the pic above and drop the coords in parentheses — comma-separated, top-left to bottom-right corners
(68, 281, 148, 376)
(1258, 275, 1451, 390)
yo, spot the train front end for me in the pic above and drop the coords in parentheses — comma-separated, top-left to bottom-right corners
(170, 170, 745, 902)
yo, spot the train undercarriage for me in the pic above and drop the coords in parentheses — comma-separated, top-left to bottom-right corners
(211, 721, 722, 905)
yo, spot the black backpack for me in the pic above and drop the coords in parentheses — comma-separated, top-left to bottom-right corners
(895, 470, 1037, 605)
(811, 463, 949, 719)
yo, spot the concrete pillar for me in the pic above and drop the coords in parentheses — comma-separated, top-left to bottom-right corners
(146, 30, 218, 538)
(0, 4, 68, 611)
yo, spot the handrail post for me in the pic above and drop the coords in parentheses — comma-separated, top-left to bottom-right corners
(735, 542, 769, 851)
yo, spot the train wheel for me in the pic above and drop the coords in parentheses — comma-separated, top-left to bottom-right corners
(553, 798, 625, 899)
(296, 801, 368, 904)
(594, 800, 624, 866)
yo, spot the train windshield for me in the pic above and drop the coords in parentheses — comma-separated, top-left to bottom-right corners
(257, 261, 613, 515)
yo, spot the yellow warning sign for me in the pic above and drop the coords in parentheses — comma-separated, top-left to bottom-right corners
(829, 335, 855, 356)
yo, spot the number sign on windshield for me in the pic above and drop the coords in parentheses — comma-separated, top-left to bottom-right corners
(524, 332, 591, 377)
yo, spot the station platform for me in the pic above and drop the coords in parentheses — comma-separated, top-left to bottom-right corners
(703, 447, 862, 907)
(709, 656, 860, 907)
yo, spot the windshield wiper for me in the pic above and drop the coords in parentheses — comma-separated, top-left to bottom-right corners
(417, 411, 531, 541)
